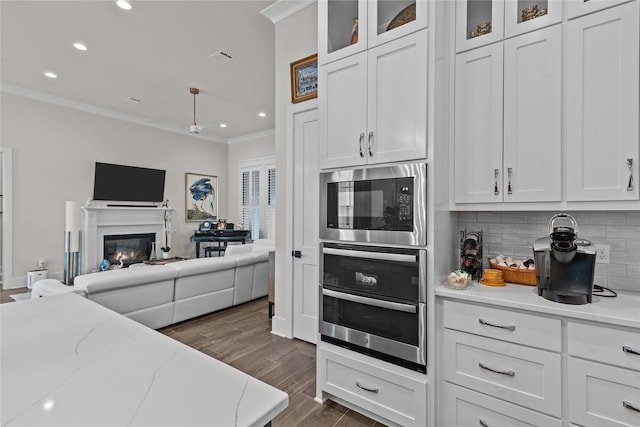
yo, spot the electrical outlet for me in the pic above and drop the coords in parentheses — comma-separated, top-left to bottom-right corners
(596, 244, 610, 264)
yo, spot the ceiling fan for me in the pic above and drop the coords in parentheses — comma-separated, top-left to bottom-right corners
(188, 87, 224, 135)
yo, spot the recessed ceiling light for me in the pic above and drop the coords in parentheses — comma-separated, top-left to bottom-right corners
(44, 71, 57, 79)
(258, 112, 266, 118)
(115, 0, 132, 10)
(73, 42, 87, 51)
(220, 123, 227, 128)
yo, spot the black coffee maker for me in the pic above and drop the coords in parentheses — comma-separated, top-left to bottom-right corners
(533, 213, 596, 304)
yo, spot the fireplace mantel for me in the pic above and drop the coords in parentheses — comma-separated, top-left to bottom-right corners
(82, 206, 173, 273)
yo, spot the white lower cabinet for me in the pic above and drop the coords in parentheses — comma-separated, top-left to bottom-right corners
(316, 343, 427, 426)
(439, 295, 640, 426)
(568, 358, 640, 427)
(568, 321, 640, 427)
(443, 329, 562, 417)
(441, 382, 562, 427)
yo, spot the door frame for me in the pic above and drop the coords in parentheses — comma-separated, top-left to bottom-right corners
(1, 147, 13, 289)
(272, 100, 318, 339)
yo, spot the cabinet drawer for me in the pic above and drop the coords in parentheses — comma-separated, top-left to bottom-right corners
(443, 329, 561, 417)
(317, 346, 427, 426)
(568, 357, 640, 427)
(441, 382, 562, 427)
(442, 300, 561, 351)
(568, 321, 640, 371)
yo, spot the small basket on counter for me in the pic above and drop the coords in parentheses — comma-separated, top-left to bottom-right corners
(488, 256, 537, 286)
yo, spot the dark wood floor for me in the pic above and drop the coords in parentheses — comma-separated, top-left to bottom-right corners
(1, 287, 384, 426)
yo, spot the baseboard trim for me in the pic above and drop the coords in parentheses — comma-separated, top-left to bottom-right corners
(270, 315, 293, 339)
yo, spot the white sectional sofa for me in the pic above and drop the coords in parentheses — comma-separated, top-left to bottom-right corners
(68, 240, 274, 329)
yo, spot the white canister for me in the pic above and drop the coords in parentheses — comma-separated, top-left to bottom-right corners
(27, 269, 48, 289)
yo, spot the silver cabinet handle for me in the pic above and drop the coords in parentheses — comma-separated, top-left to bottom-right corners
(494, 169, 500, 195)
(623, 346, 640, 356)
(368, 131, 373, 157)
(479, 419, 489, 427)
(479, 318, 516, 331)
(359, 133, 365, 158)
(623, 401, 640, 412)
(478, 362, 515, 377)
(627, 158, 634, 191)
(507, 167, 513, 195)
(355, 380, 379, 393)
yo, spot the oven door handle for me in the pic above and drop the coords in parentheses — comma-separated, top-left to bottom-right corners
(322, 288, 417, 314)
(323, 247, 417, 263)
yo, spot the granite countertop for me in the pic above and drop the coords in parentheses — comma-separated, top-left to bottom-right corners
(1, 293, 288, 426)
(436, 282, 640, 329)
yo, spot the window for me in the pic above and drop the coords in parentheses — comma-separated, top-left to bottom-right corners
(240, 156, 276, 240)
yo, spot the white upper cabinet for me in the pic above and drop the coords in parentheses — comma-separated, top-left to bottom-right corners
(456, 0, 505, 52)
(567, 0, 635, 19)
(454, 25, 561, 204)
(319, 0, 428, 65)
(566, 1, 639, 201)
(454, 43, 504, 203)
(319, 30, 428, 169)
(456, 0, 562, 53)
(503, 25, 562, 202)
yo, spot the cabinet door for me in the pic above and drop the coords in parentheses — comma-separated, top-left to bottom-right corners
(318, 52, 368, 169)
(567, 0, 635, 20)
(454, 43, 504, 204)
(367, 30, 428, 165)
(504, 0, 562, 38)
(368, 0, 428, 49)
(568, 357, 640, 427)
(503, 25, 561, 202)
(318, 0, 368, 65)
(441, 382, 563, 427)
(566, 1, 639, 201)
(456, 0, 505, 53)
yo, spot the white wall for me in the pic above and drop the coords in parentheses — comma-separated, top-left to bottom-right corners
(1, 92, 228, 287)
(273, 4, 318, 320)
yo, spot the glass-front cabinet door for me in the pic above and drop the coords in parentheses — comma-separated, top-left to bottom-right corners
(368, 1, 428, 49)
(319, 0, 427, 65)
(319, 0, 367, 65)
(456, 0, 562, 53)
(504, 0, 562, 38)
(456, 0, 505, 52)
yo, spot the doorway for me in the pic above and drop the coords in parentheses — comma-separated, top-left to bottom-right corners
(289, 103, 319, 344)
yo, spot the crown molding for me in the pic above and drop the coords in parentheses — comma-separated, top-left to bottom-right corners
(227, 128, 275, 144)
(0, 83, 229, 144)
(260, 0, 315, 24)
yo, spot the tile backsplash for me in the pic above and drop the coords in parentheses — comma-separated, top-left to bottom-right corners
(457, 211, 640, 293)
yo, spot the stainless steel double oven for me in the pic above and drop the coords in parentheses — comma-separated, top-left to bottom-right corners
(319, 162, 427, 373)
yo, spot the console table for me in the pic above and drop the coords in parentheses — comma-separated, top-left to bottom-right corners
(189, 229, 251, 258)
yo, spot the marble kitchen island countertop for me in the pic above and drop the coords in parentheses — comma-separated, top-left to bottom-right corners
(436, 282, 640, 329)
(1, 293, 288, 427)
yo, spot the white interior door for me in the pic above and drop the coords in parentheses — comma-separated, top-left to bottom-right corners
(292, 106, 319, 344)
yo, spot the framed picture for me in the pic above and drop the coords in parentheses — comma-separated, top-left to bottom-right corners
(185, 173, 218, 222)
(290, 53, 318, 103)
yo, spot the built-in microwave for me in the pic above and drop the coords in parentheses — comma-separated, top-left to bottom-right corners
(320, 162, 427, 246)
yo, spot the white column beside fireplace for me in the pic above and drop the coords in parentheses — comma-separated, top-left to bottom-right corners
(82, 206, 172, 274)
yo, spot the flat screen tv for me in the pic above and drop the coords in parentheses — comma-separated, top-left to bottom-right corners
(93, 162, 166, 203)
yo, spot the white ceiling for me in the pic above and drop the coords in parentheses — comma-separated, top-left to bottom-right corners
(0, 0, 278, 143)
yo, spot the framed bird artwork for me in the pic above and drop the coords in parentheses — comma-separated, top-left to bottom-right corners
(185, 172, 218, 222)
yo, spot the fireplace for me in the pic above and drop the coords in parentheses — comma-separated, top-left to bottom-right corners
(82, 206, 172, 274)
(103, 233, 155, 267)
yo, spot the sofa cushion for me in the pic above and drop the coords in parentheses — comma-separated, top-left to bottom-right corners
(74, 265, 176, 294)
(224, 244, 252, 256)
(165, 257, 237, 277)
(226, 252, 258, 267)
